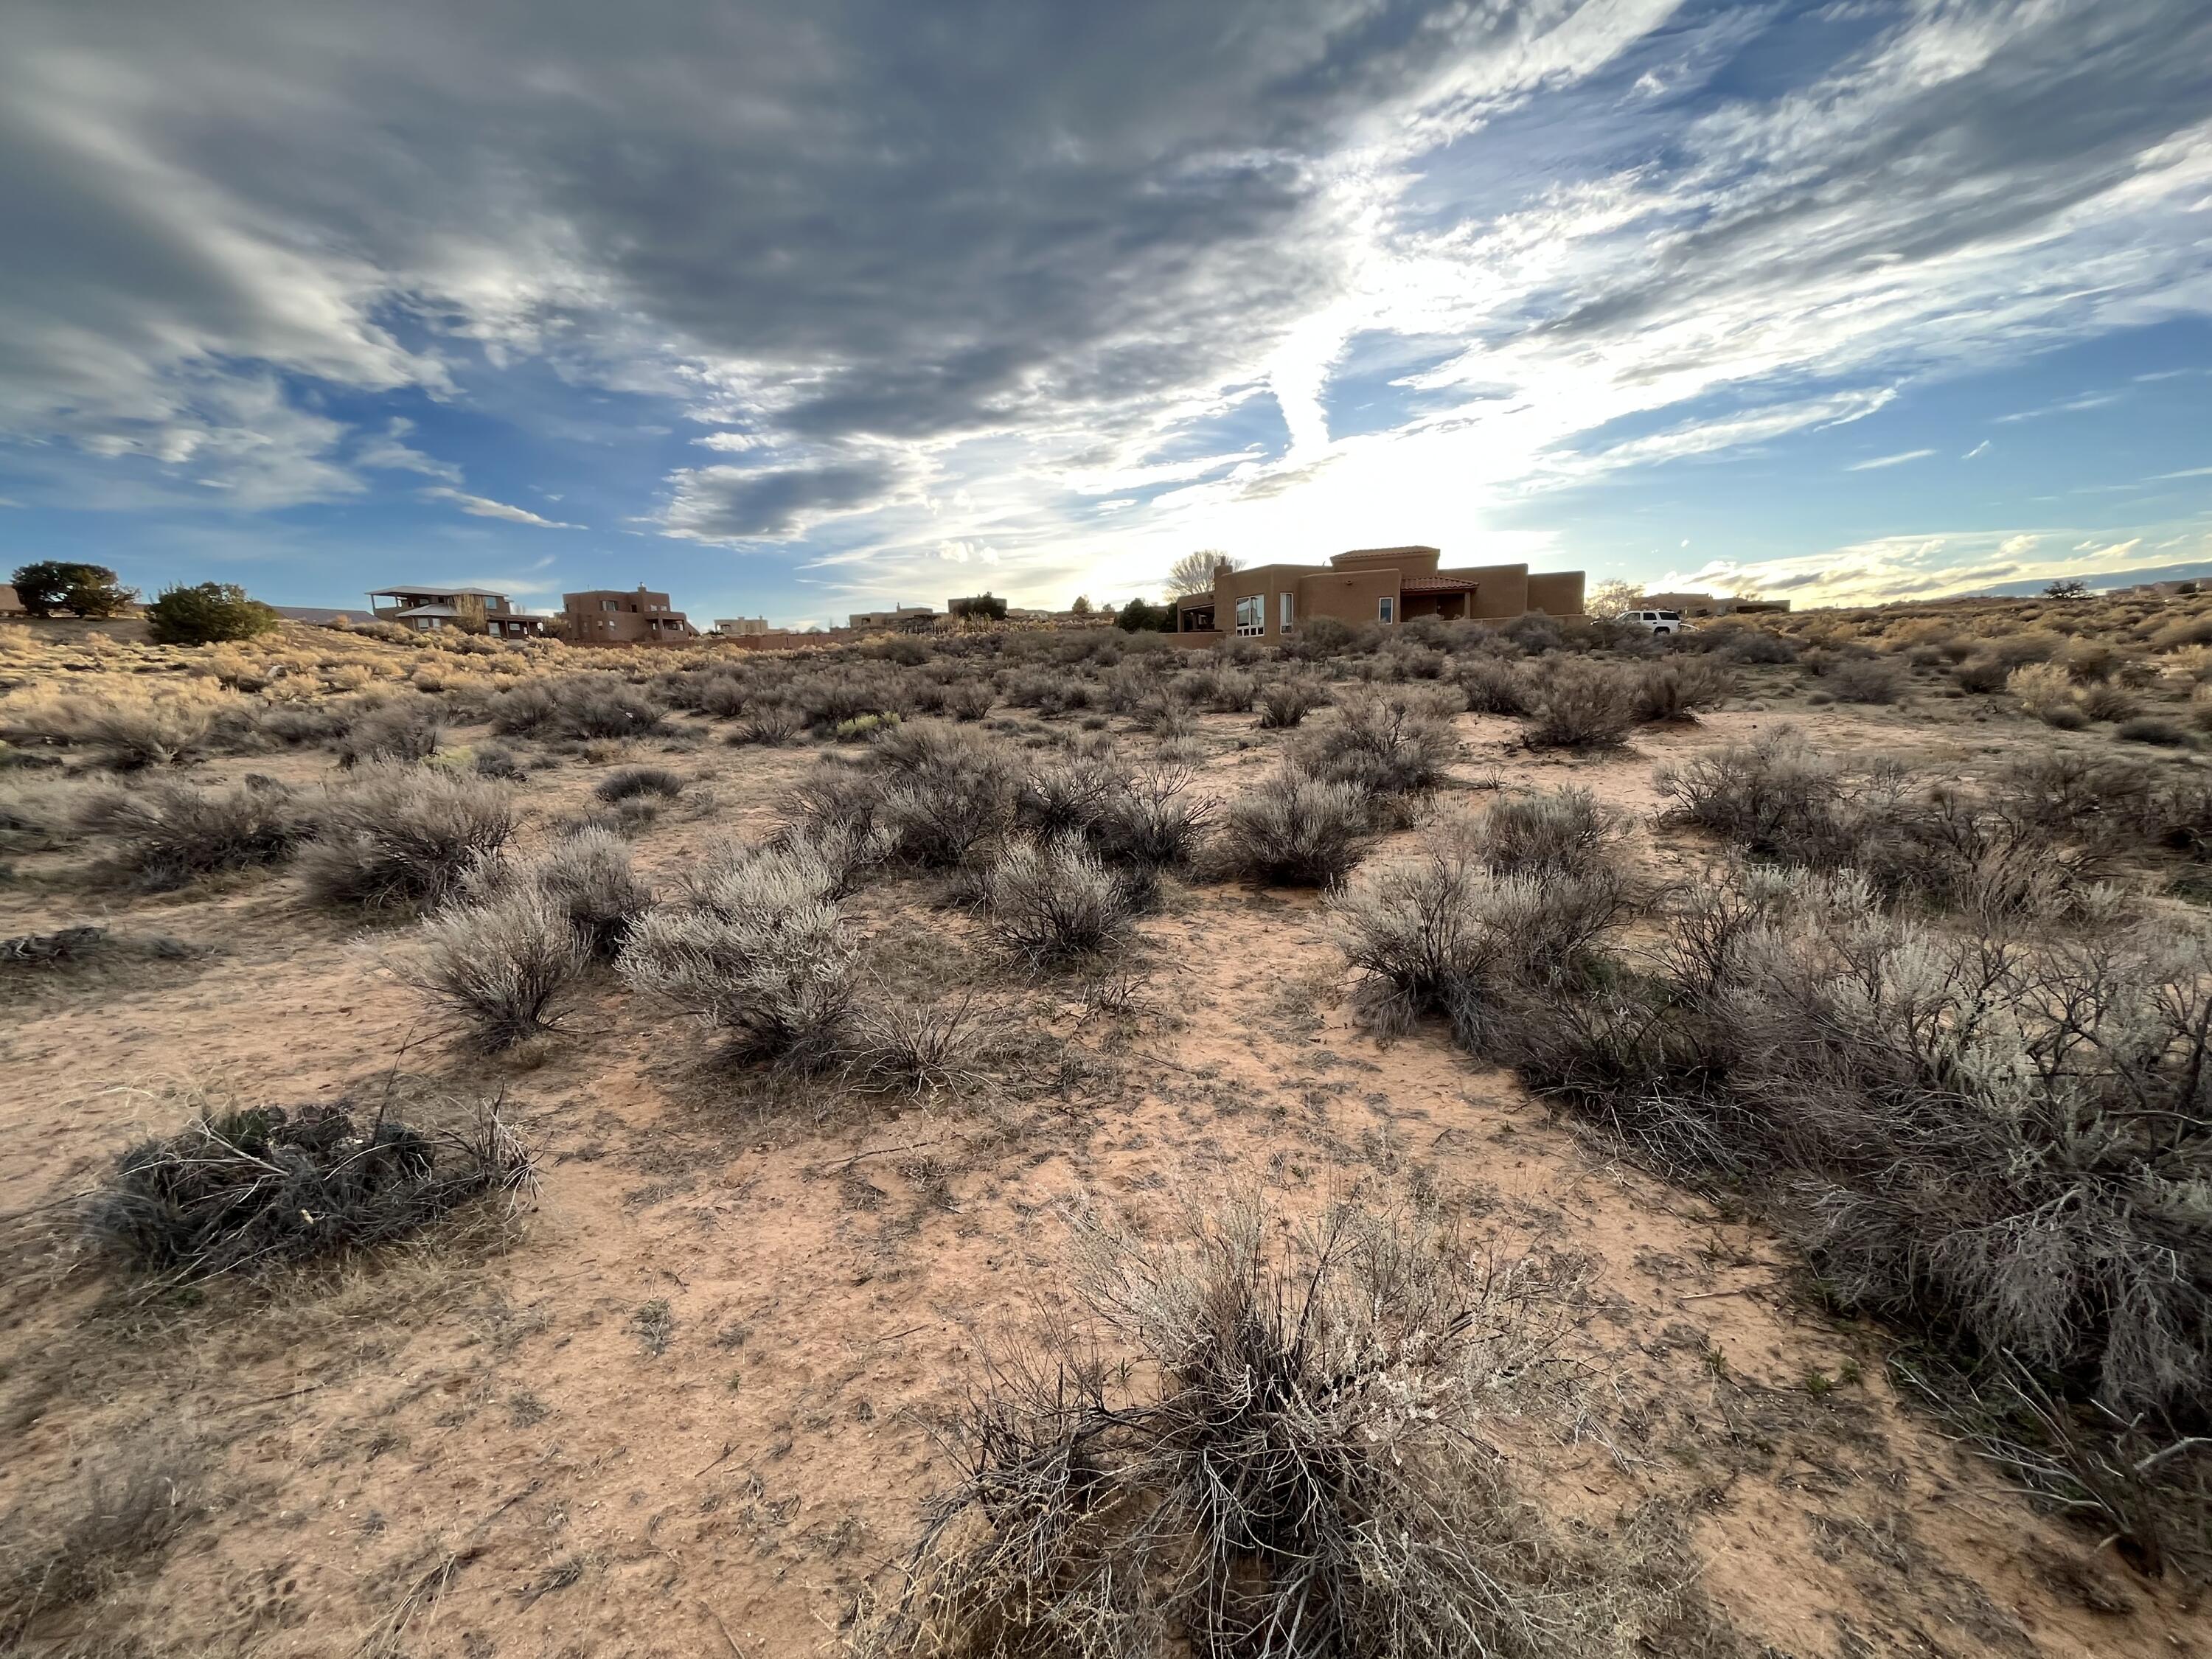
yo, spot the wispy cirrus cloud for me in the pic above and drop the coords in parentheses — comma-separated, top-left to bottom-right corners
(420, 487, 580, 530)
(1846, 448, 1938, 471)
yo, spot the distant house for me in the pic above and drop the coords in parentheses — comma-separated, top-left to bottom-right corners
(563, 585, 696, 644)
(0, 586, 24, 618)
(847, 605, 935, 632)
(1175, 547, 1585, 638)
(714, 617, 771, 636)
(366, 586, 548, 636)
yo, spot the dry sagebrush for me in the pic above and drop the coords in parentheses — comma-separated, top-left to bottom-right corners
(83, 1101, 535, 1284)
(853, 1197, 1687, 1659)
(617, 839, 855, 1069)
(75, 775, 310, 890)
(302, 765, 516, 912)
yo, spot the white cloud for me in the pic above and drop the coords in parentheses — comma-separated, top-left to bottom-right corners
(1962, 439, 1992, 459)
(356, 418, 462, 483)
(420, 487, 581, 529)
(1846, 448, 1937, 471)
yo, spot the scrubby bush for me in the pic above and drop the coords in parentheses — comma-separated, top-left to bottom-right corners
(1654, 729, 1843, 857)
(76, 776, 309, 890)
(468, 824, 653, 959)
(870, 720, 1027, 868)
(595, 765, 684, 803)
(941, 679, 995, 722)
(1520, 660, 1637, 750)
(143, 582, 280, 646)
(1220, 771, 1371, 886)
(2117, 714, 2190, 747)
(473, 743, 528, 780)
(302, 766, 516, 912)
(396, 889, 587, 1046)
(840, 995, 978, 1100)
(733, 700, 805, 746)
(1256, 676, 1322, 728)
(617, 841, 854, 1069)
(490, 675, 664, 741)
(855, 1198, 1635, 1659)
(1289, 615, 1357, 658)
(333, 696, 442, 768)
(1481, 787, 1621, 880)
(1953, 656, 2011, 694)
(1453, 653, 1532, 716)
(984, 838, 1138, 966)
(1826, 656, 1907, 705)
(2082, 681, 2143, 723)
(0, 1447, 201, 1646)
(83, 1101, 534, 1281)
(1632, 659, 1734, 723)
(1087, 765, 1211, 873)
(1716, 627, 1799, 665)
(2008, 663, 2079, 724)
(1293, 686, 1459, 795)
(9, 560, 136, 619)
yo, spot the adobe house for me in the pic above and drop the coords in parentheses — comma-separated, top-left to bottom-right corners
(1175, 547, 1585, 639)
(563, 585, 697, 643)
(365, 586, 547, 636)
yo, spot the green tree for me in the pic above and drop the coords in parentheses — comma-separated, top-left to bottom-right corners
(1116, 597, 1174, 633)
(144, 582, 282, 646)
(2044, 578, 2090, 599)
(11, 560, 137, 618)
(1070, 594, 1093, 616)
(948, 592, 1008, 621)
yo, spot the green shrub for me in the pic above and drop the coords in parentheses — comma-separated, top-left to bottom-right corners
(9, 560, 137, 619)
(142, 582, 280, 646)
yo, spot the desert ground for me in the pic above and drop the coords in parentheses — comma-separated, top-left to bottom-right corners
(2, 598, 2208, 1658)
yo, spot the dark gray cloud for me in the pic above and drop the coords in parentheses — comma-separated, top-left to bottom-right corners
(662, 458, 912, 540)
(0, 0, 1638, 489)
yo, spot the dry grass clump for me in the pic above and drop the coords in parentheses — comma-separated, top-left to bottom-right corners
(1520, 661, 1637, 750)
(2117, 714, 2191, 748)
(1291, 686, 1459, 795)
(853, 1197, 1663, 1659)
(2008, 663, 2085, 728)
(984, 838, 1138, 967)
(0, 689, 224, 769)
(1219, 771, 1371, 886)
(733, 700, 807, 745)
(617, 840, 855, 1070)
(1823, 655, 1907, 704)
(83, 1101, 535, 1283)
(594, 764, 685, 802)
(302, 765, 516, 912)
(806, 720, 1029, 870)
(392, 888, 589, 1046)
(841, 993, 980, 1100)
(0, 1448, 204, 1648)
(521, 825, 653, 958)
(75, 776, 310, 890)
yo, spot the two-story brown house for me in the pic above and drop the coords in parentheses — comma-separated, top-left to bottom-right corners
(1175, 547, 1584, 639)
(563, 585, 696, 643)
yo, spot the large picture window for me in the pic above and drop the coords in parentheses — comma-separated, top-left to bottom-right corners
(1234, 594, 1264, 636)
(1377, 596, 1396, 625)
(1279, 591, 1294, 633)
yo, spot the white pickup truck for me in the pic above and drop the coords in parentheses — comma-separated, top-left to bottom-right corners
(1624, 608, 1687, 635)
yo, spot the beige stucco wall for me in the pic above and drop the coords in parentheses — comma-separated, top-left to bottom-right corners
(1213, 563, 1322, 637)
(1526, 571, 1585, 616)
(1440, 563, 1529, 619)
(1292, 568, 1401, 629)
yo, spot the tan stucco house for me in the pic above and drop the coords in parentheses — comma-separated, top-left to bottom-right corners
(563, 585, 696, 643)
(1175, 547, 1585, 639)
(366, 586, 547, 636)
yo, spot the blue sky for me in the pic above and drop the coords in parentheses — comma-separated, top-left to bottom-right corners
(2, 0, 2208, 626)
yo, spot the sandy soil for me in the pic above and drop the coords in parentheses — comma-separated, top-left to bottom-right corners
(1, 687, 2203, 1658)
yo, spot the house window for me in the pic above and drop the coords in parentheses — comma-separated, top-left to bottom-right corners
(1279, 592, 1293, 633)
(601, 599, 618, 612)
(1234, 594, 1264, 637)
(1378, 596, 1396, 625)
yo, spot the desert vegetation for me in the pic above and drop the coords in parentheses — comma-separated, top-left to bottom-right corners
(6, 587, 2212, 1655)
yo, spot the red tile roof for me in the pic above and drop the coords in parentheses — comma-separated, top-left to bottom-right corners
(1399, 577, 1477, 594)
